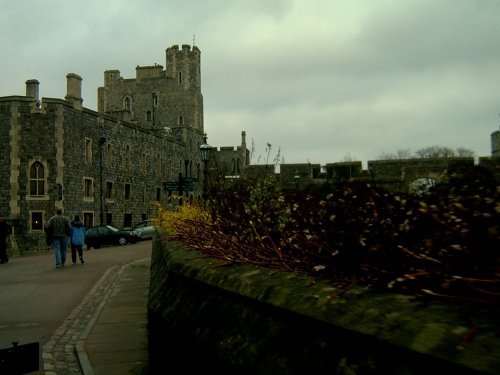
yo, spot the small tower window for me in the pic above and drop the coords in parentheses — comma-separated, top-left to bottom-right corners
(146, 111, 152, 121)
(178, 71, 182, 84)
(179, 116, 184, 125)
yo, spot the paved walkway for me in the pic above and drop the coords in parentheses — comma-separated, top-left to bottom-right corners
(42, 257, 150, 375)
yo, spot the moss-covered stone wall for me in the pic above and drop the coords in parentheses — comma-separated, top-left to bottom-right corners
(148, 238, 498, 374)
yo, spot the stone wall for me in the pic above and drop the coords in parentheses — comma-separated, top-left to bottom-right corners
(148, 238, 499, 374)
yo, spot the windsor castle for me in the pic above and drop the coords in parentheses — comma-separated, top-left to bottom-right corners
(0, 44, 248, 254)
(1, 43, 499, 256)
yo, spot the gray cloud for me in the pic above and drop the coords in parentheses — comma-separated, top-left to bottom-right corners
(1, 0, 498, 164)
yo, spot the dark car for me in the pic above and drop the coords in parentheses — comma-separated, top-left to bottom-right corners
(132, 220, 156, 240)
(85, 225, 140, 249)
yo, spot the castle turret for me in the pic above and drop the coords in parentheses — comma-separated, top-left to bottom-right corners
(65, 73, 83, 110)
(165, 44, 201, 90)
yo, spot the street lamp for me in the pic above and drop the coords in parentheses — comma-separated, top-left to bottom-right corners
(199, 133, 211, 204)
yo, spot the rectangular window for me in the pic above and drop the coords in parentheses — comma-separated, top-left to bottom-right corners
(31, 211, 43, 231)
(106, 213, 113, 226)
(83, 212, 94, 228)
(106, 181, 113, 200)
(124, 183, 131, 200)
(156, 187, 161, 201)
(84, 178, 93, 198)
(124, 213, 132, 229)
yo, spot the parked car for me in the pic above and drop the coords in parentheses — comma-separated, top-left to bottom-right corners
(133, 220, 156, 240)
(85, 225, 140, 249)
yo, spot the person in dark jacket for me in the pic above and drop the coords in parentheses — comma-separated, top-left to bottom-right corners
(0, 214, 9, 264)
(70, 215, 85, 265)
(46, 209, 71, 268)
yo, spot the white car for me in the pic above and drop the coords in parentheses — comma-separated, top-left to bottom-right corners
(133, 220, 156, 240)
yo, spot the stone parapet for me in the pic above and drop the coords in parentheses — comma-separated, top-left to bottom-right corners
(148, 238, 498, 374)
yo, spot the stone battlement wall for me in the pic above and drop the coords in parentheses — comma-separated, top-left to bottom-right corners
(148, 238, 498, 374)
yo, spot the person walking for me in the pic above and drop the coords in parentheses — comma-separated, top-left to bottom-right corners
(46, 209, 71, 268)
(70, 215, 85, 265)
(0, 214, 9, 264)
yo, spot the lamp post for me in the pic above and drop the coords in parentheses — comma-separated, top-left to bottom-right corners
(99, 137, 106, 225)
(199, 133, 211, 205)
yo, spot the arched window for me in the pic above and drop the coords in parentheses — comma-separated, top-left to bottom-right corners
(124, 96, 132, 110)
(179, 116, 184, 125)
(231, 159, 236, 174)
(29, 161, 45, 196)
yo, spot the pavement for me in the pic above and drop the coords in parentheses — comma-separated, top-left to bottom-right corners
(42, 257, 151, 375)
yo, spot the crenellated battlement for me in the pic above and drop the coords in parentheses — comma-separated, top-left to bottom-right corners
(135, 64, 164, 80)
(166, 44, 200, 59)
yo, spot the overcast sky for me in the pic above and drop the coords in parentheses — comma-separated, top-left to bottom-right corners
(1, 0, 499, 165)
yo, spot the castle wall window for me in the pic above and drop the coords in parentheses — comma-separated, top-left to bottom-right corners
(178, 72, 182, 84)
(106, 181, 114, 200)
(146, 111, 152, 122)
(178, 116, 184, 125)
(57, 184, 63, 201)
(124, 213, 132, 229)
(124, 183, 131, 200)
(85, 138, 92, 164)
(156, 187, 161, 201)
(106, 213, 113, 226)
(83, 212, 94, 228)
(153, 94, 158, 106)
(84, 178, 93, 199)
(124, 96, 132, 110)
(30, 211, 43, 231)
(29, 161, 45, 196)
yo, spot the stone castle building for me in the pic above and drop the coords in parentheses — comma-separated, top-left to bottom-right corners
(0, 44, 248, 255)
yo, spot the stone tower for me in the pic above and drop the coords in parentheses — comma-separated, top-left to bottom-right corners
(97, 44, 205, 180)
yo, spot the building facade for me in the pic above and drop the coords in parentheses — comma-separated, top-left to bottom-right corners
(0, 44, 246, 255)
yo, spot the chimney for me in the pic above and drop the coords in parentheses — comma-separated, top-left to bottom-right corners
(241, 131, 246, 148)
(25, 79, 40, 105)
(65, 73, 83, 110)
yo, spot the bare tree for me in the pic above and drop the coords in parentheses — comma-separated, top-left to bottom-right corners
(377, 149, 413, 160)
(455, 147, 475, 157)
(342, 152, 357, 162)
(414, 145, 456, 158)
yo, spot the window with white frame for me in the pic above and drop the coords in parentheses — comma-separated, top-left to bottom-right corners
(84, 178, 93, 199)
(29, 161, 45, 196)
